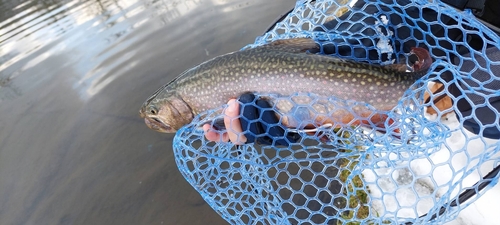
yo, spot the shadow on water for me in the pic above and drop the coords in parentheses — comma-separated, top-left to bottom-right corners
(0, 0, 294, 224)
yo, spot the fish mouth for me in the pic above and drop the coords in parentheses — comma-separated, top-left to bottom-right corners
(143, 116, 173, 133)
(139, 109, 146, 118)
(139, 105, 148, 118)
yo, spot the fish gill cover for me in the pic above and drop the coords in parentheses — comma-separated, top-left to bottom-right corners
(172, 0, 500, 224)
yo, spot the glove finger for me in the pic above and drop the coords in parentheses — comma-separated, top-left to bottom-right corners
(255, 99, 301, 147)
(238, 92, 262, 143)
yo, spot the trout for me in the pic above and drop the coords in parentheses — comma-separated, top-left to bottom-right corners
(139, 38, 440, 133)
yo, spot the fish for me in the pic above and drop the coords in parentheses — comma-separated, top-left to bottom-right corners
(139, 38, 442, 134)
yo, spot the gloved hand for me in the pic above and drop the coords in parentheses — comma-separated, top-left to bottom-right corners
(203, 93, 301, 146)
(237, 93, 301, 146)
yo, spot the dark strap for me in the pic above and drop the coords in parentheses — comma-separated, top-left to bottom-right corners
(441, 0, 486, 16)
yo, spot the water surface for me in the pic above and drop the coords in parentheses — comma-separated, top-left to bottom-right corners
(0, 0, 294, 224)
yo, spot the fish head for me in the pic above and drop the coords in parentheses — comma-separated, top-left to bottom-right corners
(140, 91, 194, 133)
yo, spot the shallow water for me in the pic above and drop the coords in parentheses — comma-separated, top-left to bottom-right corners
(0, 0, 294, 224)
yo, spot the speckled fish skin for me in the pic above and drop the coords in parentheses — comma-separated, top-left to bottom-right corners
(139, 38, 431, 133)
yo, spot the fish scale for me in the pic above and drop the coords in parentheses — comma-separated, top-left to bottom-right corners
(139, 38, 432, 133)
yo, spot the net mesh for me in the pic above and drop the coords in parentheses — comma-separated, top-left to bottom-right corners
(172, 0, 500, 224)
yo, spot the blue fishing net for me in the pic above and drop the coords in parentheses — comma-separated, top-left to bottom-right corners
(173, 0, 500, 224)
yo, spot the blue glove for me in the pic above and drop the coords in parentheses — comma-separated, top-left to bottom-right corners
(237, 93, 301, 147)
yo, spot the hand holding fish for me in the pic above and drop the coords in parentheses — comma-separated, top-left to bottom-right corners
(203, 99, 246, 145)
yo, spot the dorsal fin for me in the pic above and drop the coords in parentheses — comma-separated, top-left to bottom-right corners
(257, 38, 320, 53)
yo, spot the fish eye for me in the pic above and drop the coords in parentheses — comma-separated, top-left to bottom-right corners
(149, 106, 158, 115)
